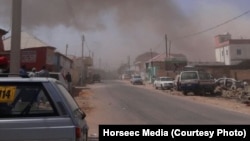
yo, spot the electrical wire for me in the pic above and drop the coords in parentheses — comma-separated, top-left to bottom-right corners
(173, 10, 250, 41)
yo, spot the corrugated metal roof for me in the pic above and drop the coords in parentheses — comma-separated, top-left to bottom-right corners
(3, 32, 51, 51)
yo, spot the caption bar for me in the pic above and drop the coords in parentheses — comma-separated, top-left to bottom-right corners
(99, 125, 250, 140)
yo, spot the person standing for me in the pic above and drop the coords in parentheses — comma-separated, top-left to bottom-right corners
(38, 65, 49, 77)
(65, 72, 72, 92)
(28, 67, 37, 77)
(19, 65, 29, 78)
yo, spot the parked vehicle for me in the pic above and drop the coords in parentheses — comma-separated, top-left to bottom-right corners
(0, 75, 88, 141)
(215, 77, 244, 90)
(179, 71, 216, 95)
(121, 74, 131, 80)
(130, 75, 143, 85)
(48, 72, 68, 90)
(153, 76, 174, 90)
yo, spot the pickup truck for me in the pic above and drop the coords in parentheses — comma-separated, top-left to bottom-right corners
(179, 71, 216, 95)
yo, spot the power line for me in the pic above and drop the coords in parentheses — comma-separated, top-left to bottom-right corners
(173, 10, 250, 41)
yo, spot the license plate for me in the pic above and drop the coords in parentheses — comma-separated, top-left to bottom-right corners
(0, 86, 16, 103)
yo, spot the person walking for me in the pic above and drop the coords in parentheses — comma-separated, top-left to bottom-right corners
(37, 65, 49, 77)
(65, 71, 72, 92)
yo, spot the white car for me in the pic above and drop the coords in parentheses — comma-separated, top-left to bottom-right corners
(130, 75, 143, 85)
(153, 76, 174, 90)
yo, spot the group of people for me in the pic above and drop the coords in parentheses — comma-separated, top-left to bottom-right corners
(19, 64, 73, 92)
(19, 65, 49, 78)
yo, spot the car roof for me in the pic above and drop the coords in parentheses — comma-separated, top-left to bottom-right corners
(0, 76, 57, 83)
(49, 72, 63, 74)
(159, 76, 172, 78)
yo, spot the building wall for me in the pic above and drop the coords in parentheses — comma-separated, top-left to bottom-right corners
(21, 48, 47, 71)
(215, 46, 230, 65)
(215, 44, 250, 65)
(230, 44, 250, 64)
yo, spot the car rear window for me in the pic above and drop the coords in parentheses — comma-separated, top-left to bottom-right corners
(161, 77, 173, 81)
(181, 72, 198, 80)
(0, 82, 58, 118)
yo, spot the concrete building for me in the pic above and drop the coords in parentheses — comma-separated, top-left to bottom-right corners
(214, 32, 250, 65)
(2, 31, 73, 72)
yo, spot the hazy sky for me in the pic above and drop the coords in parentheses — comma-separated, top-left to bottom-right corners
(0, 0, 250, 70)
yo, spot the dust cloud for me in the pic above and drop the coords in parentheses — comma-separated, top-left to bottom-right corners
(0, 0, 249, 70)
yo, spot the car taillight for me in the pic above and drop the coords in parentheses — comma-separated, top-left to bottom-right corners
(75, 127, 82, 139)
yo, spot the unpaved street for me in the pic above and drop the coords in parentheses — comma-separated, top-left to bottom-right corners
(75, 80, 250, 138)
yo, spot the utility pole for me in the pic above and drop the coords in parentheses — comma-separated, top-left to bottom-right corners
(150, 48, 153, 67)
(10, 0, 22, 74)
(165, 34, 168, 59)
(65, 44, 68, 56)
(81, 35, 85, 86)
(128, 56, 130, 74)
(165, 34, 168, 72)
(92, 52, 94, 67)
(169, 40, 171, 57)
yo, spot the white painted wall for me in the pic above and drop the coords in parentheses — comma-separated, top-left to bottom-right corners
(215, 44, 250, 65)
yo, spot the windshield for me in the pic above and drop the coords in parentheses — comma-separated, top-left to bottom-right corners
(161, 77, 173, 81)
(181, 72, 198, 80)
(133, 76, 141, 79)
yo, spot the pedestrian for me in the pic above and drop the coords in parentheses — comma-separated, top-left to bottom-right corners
(28, 67, 37, 77)
(65, 71, 72, 92)
(19, 64, 29, 78)
(37, 65, 49, 77)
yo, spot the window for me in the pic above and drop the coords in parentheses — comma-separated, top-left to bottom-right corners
(181, 72, 198, 80)
(237, 49, 242, 55)
(0, 82, 58, 118)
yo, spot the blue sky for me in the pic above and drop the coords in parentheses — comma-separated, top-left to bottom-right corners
(0, 0, 250, 70)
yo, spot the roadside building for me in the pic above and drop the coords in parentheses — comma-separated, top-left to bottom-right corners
(2, 31, 72, 72)
(214, 32, 250, 65)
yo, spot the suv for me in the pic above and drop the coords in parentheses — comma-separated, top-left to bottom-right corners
(0, 76, 88, 141)
(179, 71, 216, 95)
